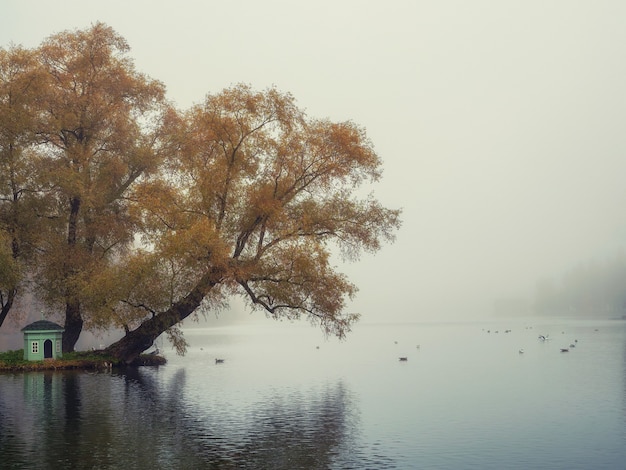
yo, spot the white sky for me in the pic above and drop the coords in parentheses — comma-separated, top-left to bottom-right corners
(2, 1, 626, 322)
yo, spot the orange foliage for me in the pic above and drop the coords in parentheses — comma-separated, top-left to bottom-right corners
(0, 24, 401, 359)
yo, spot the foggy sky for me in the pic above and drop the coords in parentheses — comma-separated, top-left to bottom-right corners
(2, 1, 626, 322)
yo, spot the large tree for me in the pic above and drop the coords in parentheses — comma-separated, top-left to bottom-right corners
(0, 45, 46, 328)
(104, 84, 401, 363)
(0, 25, 399, 360)
(32, 23, 167, 351)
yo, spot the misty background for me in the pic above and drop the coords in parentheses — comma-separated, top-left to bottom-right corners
(2, 0, 626, 328)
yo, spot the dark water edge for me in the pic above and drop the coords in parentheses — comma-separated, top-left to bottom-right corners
(0, 368, 378, 469)
(0, 372, 374, 470)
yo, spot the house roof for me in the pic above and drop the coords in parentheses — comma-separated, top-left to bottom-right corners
(21, 320, 64, 332)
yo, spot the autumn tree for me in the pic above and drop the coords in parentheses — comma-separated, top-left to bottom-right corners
(0, 45, 46, 328)
(104, 84, 401, 363)
(0, 24, 399, 360)
(32, 23, 167, 351)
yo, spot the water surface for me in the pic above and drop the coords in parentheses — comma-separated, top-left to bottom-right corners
(1, 318, 625, 469)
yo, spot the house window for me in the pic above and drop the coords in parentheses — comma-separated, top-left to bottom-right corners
(31, 341, 39, 354)
(56, 340, 61, 353)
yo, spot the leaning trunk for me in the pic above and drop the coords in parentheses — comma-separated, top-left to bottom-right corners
(105, 269, 223, 364)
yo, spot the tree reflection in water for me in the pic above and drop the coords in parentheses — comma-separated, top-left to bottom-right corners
(0, 366, 388, 469)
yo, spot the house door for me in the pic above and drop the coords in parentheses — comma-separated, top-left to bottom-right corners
(44, 339, 53, 358)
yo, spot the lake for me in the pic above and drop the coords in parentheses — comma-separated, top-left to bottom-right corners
(1, 317, 625, 469)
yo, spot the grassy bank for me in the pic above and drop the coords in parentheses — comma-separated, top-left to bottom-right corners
(0, 349, 166, 371)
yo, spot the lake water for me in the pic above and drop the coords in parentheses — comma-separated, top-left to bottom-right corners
(1, 317, 625, 469)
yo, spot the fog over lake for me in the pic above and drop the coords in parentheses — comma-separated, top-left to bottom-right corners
(2, 5, 626, 467)
(2, 1, 626, 324)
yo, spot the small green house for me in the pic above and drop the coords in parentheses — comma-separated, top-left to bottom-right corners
(21, 320, 64, 361)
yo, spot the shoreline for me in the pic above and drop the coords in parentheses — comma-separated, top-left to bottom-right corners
(0, 354, 167, 372)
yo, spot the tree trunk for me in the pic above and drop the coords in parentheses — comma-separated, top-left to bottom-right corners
(105, 268, 223, 364)
(0, 193, 20, 329)
(0, 288, 16, 329)
(63, 299, 83, 352)
(62, 195, 83, 352)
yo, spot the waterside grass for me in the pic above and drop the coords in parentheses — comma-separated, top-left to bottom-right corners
(0, 349, 166, 371)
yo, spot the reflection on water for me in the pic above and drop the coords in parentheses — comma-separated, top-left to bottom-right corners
(1, 319, 626, 469)
(0, 367, 365, 469)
